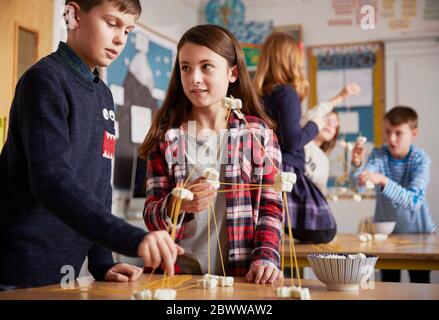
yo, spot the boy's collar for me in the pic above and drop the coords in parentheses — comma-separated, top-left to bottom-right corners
(385, 144, 413, 162)
(57, 42, 100, 83)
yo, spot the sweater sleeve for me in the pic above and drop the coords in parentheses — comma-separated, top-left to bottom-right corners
(143, 142, 185, 233)
(87, 244, 116, 281)
(350, 148, 381, 188)
(275, 86, 319, 152)
(17, 67, 146, 257)
(251, 128, 284, 269)
(381, 153, 431, 212)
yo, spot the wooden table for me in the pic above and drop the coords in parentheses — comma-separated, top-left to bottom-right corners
(1, 274, 439, 300)
(284, 233, 439, 270)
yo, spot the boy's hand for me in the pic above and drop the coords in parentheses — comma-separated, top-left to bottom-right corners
(137, 231, 184, 276)
(351, 141, 366, 167)
(359, 171, 388, 188)
(104, 263, 143, 282)
(245, 262, 284, 284)
(179, 177, 217, 213)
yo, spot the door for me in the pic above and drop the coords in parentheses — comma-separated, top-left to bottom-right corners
(0, 0, 54, 149)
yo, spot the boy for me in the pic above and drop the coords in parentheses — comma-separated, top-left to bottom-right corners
(0, 0, 182, 289)
(351, 106, 436, 283)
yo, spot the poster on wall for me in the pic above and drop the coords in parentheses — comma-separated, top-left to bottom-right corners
(106, 24, 176, 189)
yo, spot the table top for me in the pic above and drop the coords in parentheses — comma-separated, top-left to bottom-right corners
(286, 233, 439, 260)
(1, 274, 439, 300)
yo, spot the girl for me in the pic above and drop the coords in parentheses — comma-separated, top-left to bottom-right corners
(139, 25, 284, 284)
(305, 85, 360, 193)
(304, 111, 340, 194)
(254, 32, 358, 244)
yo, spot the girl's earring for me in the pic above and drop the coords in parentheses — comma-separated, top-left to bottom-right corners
(63, 5, 78, 30)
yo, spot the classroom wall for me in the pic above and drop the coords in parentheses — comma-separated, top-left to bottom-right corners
(241, 0, 439, 45)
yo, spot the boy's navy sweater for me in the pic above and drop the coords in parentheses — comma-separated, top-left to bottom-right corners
(0, 43, 146, 287)
(262, 85, 319, 171)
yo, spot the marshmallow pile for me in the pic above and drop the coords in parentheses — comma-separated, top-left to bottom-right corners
(197, 274, 234, 289)
(273, 172, 297, 193)
(132, 288, 177, 300)
(202, 168, 220, 189)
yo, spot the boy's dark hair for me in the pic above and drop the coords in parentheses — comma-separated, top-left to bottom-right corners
(384, 106, 418, 129)
(66, 0, 141, 17)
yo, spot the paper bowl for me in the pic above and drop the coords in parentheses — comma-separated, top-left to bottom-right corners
(307, 253, 378, 291)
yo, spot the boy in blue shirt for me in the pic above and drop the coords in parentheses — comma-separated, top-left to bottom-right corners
(0, 0, 182, 288)
(351, 106, 436, 283)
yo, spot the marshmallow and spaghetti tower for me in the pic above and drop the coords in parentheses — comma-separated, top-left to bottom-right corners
(142, 96, 309, 299)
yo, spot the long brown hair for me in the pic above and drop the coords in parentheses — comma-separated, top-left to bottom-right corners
(139, 24, 274, 159)
(320, 111, 340, 154)
(254, 32, 309, 101)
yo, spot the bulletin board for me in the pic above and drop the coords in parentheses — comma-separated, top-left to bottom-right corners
(306, 41, 385, 190)
(105, 23, 177, 190)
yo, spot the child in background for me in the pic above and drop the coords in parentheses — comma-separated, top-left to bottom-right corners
(140, 24, 284, 285)
(304, 84, 360, 193)
(254, 31, 359, 244)
(304, 110, 340, 194)
(0, 0, 183, 289)
(351, 106, 436, 283)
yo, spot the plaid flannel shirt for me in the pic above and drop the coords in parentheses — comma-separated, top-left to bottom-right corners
(143, 113, 284, 276)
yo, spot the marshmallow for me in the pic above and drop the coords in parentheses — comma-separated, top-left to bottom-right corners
(322, 254, 346, 259)
(290, 287, 311, 300)
(365, 180, 375, 190)
(358, 233, 373, 242)
(222, 97, 242, 110)
(356, 136, 367, 144)
(197, 278, 218, 289)
(153, 288, 177, 300)
(276, 286, 311, 300)
(373, 233, 388, 241)
(172, 187, 194, 201)
(132, 289, 152, 300)
(202, 168, 220, 189)
(207, 179, 220, 189)
(218, 276, 234, 287)
(347, 253, 367, 259)
(202, 168, 220, 181)
(275, 286, 292, 298)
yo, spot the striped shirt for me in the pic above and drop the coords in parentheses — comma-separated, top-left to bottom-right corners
(351, 145, 436, 234)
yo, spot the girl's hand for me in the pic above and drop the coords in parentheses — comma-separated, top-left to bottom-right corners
(351, 141, 365, 167)
(311, 115, 325, 131)
(340, 83, 361, 98)
(104, 263, 144, 282)
(180, 177, 217, 213)
(359, 171, 388, 188)
(245, 262, 284, 284)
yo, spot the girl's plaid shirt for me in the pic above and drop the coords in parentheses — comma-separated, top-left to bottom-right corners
(143, 113, 284, 276)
